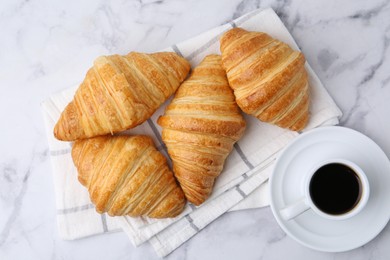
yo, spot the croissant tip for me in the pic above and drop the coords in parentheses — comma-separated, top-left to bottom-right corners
(190, 201, 202, 207)
(53, 125, 70, 141)
(187, 196, 204, 206)
(53, 123, 62, 140)
(95, 208, 104, 215)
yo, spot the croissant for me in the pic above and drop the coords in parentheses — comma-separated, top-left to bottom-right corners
(157, 55, 246, 205)
(220, 28, 310, 131)
(71, 135, 186, 218)
(54, 52, 190, 141)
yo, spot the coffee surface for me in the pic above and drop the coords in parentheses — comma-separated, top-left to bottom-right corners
(309, 163, 362, 215)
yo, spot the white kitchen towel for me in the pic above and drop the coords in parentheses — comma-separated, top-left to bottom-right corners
(41, 7, 342, 255)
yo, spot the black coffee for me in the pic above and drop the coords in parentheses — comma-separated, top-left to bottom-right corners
(309, 163, 362, 215)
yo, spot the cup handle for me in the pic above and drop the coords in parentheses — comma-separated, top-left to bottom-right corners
(280, 198, 310, 220)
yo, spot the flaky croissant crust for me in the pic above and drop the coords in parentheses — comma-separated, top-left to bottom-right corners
(54, 52, 190, 141)
(72, 135, 186, 218)
(158, 55, 246, 205)
(220, 28, 310, 131)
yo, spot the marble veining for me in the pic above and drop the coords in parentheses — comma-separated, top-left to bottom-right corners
(1, 0, 390, 259)
(341, 33, 389, 123)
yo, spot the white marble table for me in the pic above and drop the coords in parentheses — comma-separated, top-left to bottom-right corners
(1, 0, 390, 259)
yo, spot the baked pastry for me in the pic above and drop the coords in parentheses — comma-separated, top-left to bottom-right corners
(157, 55, 246, 205)
(54, 52, 190, 141)
(220, 28, 310, 131)
(71, 135, 186, 218)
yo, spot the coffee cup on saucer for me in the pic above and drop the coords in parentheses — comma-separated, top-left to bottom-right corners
(280, 159, 370, 221)
(269, 126, 390, 252)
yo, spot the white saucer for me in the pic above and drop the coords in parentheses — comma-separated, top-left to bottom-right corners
(269, 126, 390, 252)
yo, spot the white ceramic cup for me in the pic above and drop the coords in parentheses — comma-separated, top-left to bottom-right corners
(280, 159, 370, 221)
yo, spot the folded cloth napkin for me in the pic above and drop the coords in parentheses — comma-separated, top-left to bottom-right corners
(41, 7, 342, 257)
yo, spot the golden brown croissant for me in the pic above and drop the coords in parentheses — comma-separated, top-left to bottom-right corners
(71, 135, 186, 218)
(220, 28, 310, 131)
(54, 52, 190, 141)
(157, 55, 246, 205)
